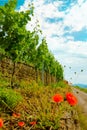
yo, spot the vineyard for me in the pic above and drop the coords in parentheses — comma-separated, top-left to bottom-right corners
(0, 1, 82, 130)
(0, 0, 63, 84)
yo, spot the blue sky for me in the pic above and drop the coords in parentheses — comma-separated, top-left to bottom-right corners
(0, 0, 87, 84)
(0, 0, 25, 9)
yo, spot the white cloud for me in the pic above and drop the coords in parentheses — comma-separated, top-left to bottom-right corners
(20, 0, 65, 36)
(66, 41, 87, 56)
(64, 1, 87, 31)
(78, 0, 86, 5)
(19, 0, 30, 11)
(33, 0, 64, 18)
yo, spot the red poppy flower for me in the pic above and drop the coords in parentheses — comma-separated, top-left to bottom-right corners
(52, 94, 63, 103)
(0, 118, 3, 128)
(12, 113, 20, 118)
(18, 122, 25, 127)
(30, 121, 36, 125)
(66, 92, 78, 106)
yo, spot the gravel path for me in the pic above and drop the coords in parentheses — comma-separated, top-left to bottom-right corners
(72, 87, 87, 115)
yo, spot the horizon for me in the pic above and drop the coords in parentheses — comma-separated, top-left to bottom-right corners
(0, 0, 87, 85)
(73, 83, 87, 88)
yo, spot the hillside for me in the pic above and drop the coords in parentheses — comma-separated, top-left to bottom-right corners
(73, 84, 87, 88)
(0, 74, 81, 130)
(0, 1, 84, 129)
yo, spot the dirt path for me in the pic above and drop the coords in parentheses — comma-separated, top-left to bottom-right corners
(72, 87, 87, 115)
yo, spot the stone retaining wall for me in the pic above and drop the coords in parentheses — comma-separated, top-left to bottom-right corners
(59, 110, 81, 130)
(0, 57, 57, 85)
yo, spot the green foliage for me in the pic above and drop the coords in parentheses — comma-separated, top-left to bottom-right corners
(0, 72, 10, 87)
(22, 31, 39, 64)
(0, 77, 78, 129)
(0, 0, 34, 62)
(35, 38, 49, 69)
(0, 0, 64, 82)
(0, 87, 22, 109)
(76, 106, 87, 130)
(51, 81, 68, 88)
(36, 38, 64, 81)
(57, 81, 68, 88)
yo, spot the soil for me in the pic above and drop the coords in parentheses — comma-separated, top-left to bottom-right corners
(72, 87, 87, 116)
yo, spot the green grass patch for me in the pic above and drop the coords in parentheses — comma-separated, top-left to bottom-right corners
(0, 76, 79, 129)
(18, 80, 74, 129)
(76, 106, 87, 130)
(0, 87, 23, 109)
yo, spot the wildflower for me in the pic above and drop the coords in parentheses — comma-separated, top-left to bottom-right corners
(30, 121, 36, 125)
(0, 118, 3, 128)
(12, 113, 20, 118)
(18, 121, 25, 127)
(52, 94, 63, 103)
(66, 92, 78, 106)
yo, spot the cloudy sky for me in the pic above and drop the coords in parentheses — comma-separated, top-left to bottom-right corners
(0, 0, 87, 85)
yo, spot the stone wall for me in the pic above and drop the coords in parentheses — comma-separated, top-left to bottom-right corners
(59, 110, 81, 130)
(0, 57, 57, 85)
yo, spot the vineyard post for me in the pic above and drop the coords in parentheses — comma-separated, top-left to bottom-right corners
(55, 67, 56, 83)
(42, 60, 44, 84)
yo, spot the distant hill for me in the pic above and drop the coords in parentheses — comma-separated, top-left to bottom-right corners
(73, 84, 87, 88)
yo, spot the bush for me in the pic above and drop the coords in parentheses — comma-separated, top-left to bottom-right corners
(0, 87, 22, 109)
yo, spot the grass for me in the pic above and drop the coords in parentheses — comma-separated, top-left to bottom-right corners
(76, 106, 87, 130)
(73, 85, 87, 130)
(0, 75, 79, 129)
(74, 86, 87, 93)
(0, 87, 23, 109)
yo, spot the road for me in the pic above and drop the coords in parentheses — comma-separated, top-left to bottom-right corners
(72, 87, 87, 115)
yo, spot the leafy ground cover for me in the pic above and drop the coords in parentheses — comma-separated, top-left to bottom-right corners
(0, 76, 78, 130)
